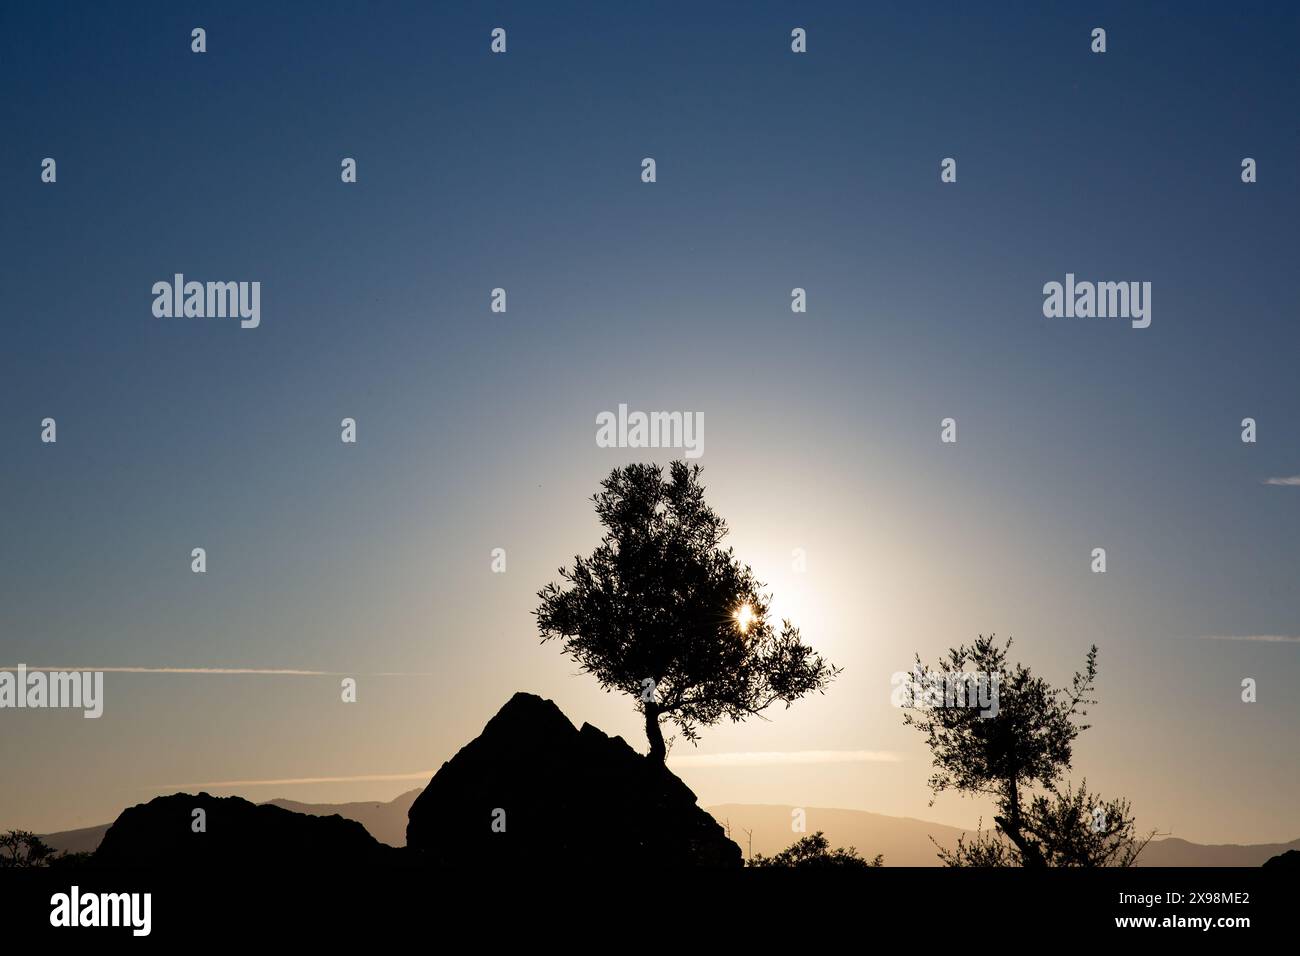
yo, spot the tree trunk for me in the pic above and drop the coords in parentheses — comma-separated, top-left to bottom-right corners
(994, 814, 1046, 867)
(644, 704, 666, 764)
(997, 775, 1046, 867)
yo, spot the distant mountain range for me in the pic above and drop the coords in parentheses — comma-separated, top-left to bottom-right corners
(263, 790, 422, 848)
(706, 804, 1300, 867)
(38, 792, 1299, 866)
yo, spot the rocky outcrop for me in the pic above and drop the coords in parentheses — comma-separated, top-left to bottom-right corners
(406, 692, 741, 866)
(94, 792, 395, 866)
(88, 695, 741, 868)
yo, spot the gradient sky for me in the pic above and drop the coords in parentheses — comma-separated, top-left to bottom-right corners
(2, 1, 1298, 844)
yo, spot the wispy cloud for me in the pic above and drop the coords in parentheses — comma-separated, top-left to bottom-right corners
(0, 666, 436, 676)
(1198, 635, 1300, 643)
(155, 771, 435, 790)
(668, 750, 901, 768)
(1263, 475, 1300, 486)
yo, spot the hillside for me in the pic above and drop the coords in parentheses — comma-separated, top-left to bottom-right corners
(705, 804, 1300, 867)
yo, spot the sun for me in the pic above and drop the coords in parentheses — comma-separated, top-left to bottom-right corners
(733, 603, 755, 634)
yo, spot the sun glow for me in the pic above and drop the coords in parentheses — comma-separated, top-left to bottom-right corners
(733, 603, 755, 634)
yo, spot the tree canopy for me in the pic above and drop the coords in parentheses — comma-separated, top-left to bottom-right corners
(536, 461, 839, 762)
(749, 831, 883, 869)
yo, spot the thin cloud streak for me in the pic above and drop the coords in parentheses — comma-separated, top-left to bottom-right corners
(0, 666, 436, 676)
(156, 771, 436, 789)
(1263, 475, 1300, 486)
(1198, 635, 1300, 643)
(668, 750, 902, 768)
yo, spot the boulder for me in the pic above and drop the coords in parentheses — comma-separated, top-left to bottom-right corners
(94, 792, 395, 866)
(406, 692, 742, 866)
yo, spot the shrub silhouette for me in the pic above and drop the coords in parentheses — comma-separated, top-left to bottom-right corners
(536, 461, 839, 762)
(0, 830, 55, 867)
(901, 635, 1152, 867)
(749, 831, 883, 868)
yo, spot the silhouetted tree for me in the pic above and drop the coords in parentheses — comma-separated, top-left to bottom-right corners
(536, 461, 839, 763)
(0, 830, 55, 867)
(902, 635, 1151, 867)
(749, 831, 882, 868)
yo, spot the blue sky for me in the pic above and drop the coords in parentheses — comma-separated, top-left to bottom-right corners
(1, 1, 1298, 842)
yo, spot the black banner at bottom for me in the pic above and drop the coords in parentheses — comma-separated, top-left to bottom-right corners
(0, 864, 1291, 940)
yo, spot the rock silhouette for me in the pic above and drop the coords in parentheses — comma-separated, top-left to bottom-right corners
(1263, 849, 1299, 868)
(94, 792, 396, 866)
(407, 692, 742, 866)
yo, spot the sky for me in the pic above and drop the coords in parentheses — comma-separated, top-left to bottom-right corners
(1, 1, 1298, 844)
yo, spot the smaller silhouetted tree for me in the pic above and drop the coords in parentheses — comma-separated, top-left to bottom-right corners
(536, 462, 839, 763)
(902, 635, 1152, 867)
(749, 831, 882, 868)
